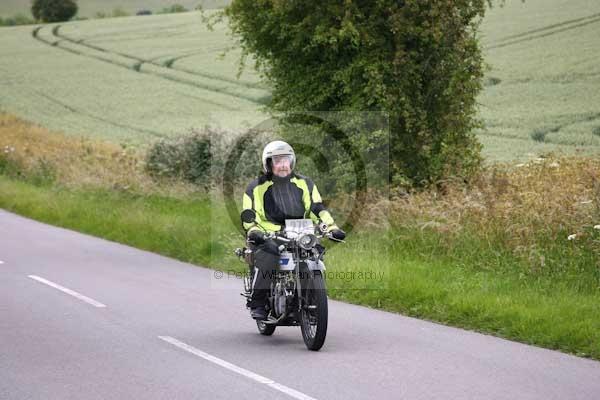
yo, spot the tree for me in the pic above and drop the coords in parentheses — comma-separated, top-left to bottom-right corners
(223, 0, 490, 186)
(31, 0, 78, 23)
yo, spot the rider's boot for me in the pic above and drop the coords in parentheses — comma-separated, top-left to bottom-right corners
(250, 306, 268, 320)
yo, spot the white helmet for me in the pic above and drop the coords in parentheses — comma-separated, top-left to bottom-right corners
(262, 140, 295, 173)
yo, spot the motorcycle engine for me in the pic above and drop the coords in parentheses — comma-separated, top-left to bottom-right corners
(274, 282, 287, 317)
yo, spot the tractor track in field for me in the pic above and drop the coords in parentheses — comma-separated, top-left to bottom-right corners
(34, 90, 166, 138)
(173, 91, 241, 111)
(32, 26, 140, 70)
(32, 25, 269, 106)
(487, 13, 600, 50)
(159, 48, 267, 89)
(53, 26, 265, 90)
(63, 22, 195, 43)
(530, 112, 600, 142)
(492, 12, 600, 43)
(479, 112, 600, 146)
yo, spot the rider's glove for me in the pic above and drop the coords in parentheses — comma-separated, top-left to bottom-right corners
(330, 229, 346, 241)
(247, 230, 266, 245)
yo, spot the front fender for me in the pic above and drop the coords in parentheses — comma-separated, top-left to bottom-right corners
(305, 259, 326, 271)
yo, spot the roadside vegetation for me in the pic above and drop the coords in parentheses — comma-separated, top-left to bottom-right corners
(1, 113, 598, 359)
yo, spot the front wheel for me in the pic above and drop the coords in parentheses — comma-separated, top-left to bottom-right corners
(300, 271, 328, 351)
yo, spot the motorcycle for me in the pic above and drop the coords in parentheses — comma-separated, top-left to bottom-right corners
(235, 209, 343, 351)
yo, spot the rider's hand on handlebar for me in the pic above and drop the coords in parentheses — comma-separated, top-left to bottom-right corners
(330, 229, 346, 241)
(247, 230, 266, 245)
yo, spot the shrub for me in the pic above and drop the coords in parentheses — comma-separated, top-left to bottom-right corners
(136, 9, 152, 16)
(531, 129, 547, 142)
(145, 130, 211, 185)
(31, 0, 78, 23)
(111, 7, 129, 18)
(159, 4, 188, 14)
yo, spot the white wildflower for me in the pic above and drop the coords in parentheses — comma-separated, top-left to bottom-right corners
(594, 225, 600, 230)
(549, 162, 559, 168)
(567, 234, 577, 241)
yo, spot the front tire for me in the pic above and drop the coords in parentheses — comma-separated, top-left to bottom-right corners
(300, 271, 328, 351)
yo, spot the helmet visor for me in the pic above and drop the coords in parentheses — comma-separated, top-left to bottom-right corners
(271, 154, 293, 167)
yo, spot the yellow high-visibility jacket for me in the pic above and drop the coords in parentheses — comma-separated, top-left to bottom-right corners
(242, 173, 338, 234)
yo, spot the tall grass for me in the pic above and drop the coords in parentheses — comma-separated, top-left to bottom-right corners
(1, 113, 600, 359)
(381, 157, 600, 288)
(0, 113, 197, 196)
(1, 174, 598, 359)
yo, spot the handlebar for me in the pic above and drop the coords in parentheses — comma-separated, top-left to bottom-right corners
(266, 232, 291, 244)
(265, 231, 345, 244)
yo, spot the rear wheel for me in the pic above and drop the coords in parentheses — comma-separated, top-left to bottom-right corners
(256, 320, 276, 335)
(300, 271, 328, 351)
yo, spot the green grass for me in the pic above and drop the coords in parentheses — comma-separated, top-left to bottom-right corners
(1, 174, 598, 359)
(0, 177, 215, 264)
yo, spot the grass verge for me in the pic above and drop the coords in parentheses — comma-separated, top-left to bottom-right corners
(1, 175, 598, 360)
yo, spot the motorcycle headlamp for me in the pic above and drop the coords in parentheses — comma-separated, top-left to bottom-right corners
(298, 234, 317, 250)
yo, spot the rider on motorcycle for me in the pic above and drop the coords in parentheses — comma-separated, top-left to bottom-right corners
(242, 140, 346, 320)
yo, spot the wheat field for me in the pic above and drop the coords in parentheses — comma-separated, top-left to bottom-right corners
(0, 11, 267, 144)
(1, 1, 599, 160)
(479, 0, 600, 161)
(0, 1, 230, 18)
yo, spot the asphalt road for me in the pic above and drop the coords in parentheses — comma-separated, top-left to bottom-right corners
(1, 209, 599, 400)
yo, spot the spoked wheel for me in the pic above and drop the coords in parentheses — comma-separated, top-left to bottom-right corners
(256, 320, 276, 336)
(300, 271, 328, 351)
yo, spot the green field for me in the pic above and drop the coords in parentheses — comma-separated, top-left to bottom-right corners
(0, 1, 230, 18)
(0, 11, 266, 144)
(1, 0, 600, 159)
(478, 0, 600, 160)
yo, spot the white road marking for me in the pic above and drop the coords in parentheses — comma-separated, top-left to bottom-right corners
(28, 275, 106, 308)
(0, 260, 4, 264)
(158, 336, 318, 400)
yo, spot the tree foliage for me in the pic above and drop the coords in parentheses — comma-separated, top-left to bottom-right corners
(31, 0, 78, 23)
(224, 0, 490, 186)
